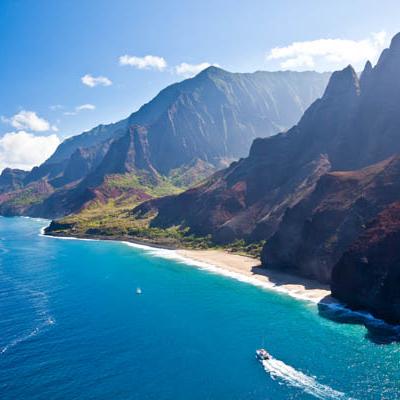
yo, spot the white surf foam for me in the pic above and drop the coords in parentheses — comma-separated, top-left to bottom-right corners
(40, 227, 400, 332)
(123, 241, 327, 304)
(261, 356, 349, 399)
(39, 226, 97, 240)
(39, 225, 327, 305)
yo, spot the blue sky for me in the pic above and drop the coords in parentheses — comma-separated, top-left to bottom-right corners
(1, 0, 400, 171)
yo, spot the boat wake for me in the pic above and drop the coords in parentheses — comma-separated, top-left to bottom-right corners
(261, 356, 348, 400)
(0, 277, 56, 356)
(1, 316, 55, 355)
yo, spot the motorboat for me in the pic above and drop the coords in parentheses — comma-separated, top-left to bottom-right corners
(256, 348, 270, 361)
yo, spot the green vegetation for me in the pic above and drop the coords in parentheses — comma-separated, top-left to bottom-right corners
(6, 188, 48, 208)
(225, 239, 266, 258)
(47, 172, 264, 258)
(168, 161, 216, 188)
(105, 173, 183, 197)
(49, 197, 264, 257)
(50, 196, 215, 249)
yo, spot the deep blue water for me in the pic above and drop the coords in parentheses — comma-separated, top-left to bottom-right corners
(0, 217, 399, 400)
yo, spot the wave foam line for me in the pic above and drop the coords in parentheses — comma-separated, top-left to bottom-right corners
(40, 229, 400, 331)
(0, 270, 56, 356)
(1, 317, 55, 355)
(123, 242, 330, 304)
(262, 356, 349, 399)
(122, 242, 400, 333)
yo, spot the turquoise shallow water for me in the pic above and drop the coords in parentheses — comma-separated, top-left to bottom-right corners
(0, 217, 399, 400)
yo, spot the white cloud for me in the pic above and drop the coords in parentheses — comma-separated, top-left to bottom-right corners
(0, 131, 61, 172)
(175, 62, 218, 78)
(76, 104, 96, 111)
(2, 110, 51, 132)
(81, 74, 112, 87)
(266, 31, 389, 71)
(119, 54, 167, 71)
(64, 104, 96, 116)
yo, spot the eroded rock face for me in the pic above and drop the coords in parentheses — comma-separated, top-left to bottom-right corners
(259, 35, 400, 283)
(134, 153, 331, 244)
(132, 65, 363, 243)
(331, 202, 400, 323)
(262, 156, 400, 283)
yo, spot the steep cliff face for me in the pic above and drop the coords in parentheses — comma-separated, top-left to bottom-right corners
(134, 153, 331, 243)
(36, 67, 330, 180)
(0, 168, 28, 194)
(85, 126, 158, 186)
(130, 34, 400, 325)
(132, 65, 360, 242)
(0, 68, 330, 218)
(262, 156, 400, 282)
(331, 202, 400, 323)
(259, 34, 400, 282)
(0, 180, 53, 217)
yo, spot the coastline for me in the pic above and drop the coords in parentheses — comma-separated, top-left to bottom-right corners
(37, 222, 400, 330)
(43, 228, 332, 305)
(177, 249, 332, 304)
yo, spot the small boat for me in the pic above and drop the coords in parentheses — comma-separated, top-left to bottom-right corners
(256, 348, 270, 361)
(136, 287, 142, 295)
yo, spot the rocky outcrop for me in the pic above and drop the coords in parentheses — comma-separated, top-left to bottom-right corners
(262, 156, 400, 282)
(331, 202, 400, 323)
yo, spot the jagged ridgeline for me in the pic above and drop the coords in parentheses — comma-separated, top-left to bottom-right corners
(0, 67, 329, 217)
(117, 33, 400, 323)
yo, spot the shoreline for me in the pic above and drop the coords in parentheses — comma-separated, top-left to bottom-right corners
(43, 229, 332, 305)
(176, 249, 332, 304)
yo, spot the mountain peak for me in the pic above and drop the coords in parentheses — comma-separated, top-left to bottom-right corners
(197, 65, 226, 78)
(375, 32, 400, 69)
(360, 60, 373, 88)
(362, 60, 372, 74)
(323, 65, 359, 98)
(390, 32, 400, 50)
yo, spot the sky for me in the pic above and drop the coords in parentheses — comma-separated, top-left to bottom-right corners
(1, 0, 400, 171)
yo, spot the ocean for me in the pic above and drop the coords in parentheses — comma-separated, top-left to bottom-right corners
(0, 217, 399, 400)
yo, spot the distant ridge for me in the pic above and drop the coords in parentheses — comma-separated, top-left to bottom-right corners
(0, 67, 329, 217)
